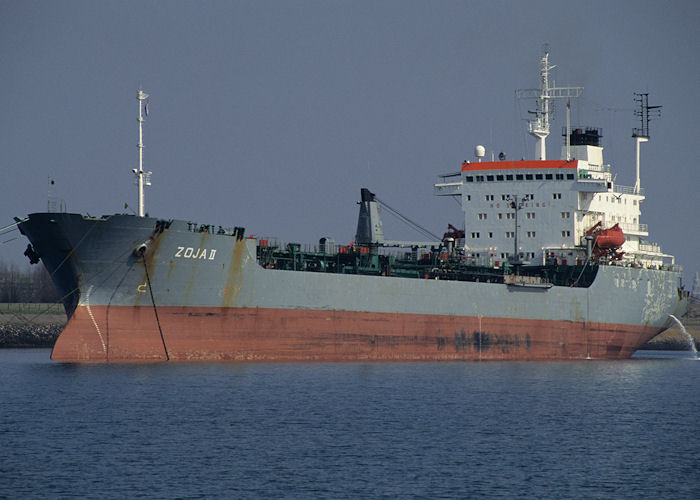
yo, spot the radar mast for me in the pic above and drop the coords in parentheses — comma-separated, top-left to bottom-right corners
(517, 50, 583, 160)
(632, 92, 661, 194)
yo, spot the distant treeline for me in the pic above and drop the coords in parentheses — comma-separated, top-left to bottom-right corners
(0, 261, 61, 303)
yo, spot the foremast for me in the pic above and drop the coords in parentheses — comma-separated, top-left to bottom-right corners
(134, 90, 152, 217)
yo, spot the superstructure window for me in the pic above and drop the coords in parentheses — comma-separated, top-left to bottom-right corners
(505, 232, 514, 238)
(535, 174, 543, 180)
(465, 176, 474, 182)
(526, 231, 536, 238)
(485, 194, 494, 201)
(496, 175, 504, 181)
(476, 175, 484, 181)
(566, 173, 574, 179)
(478, 213, 488, 220)
(526, 212, 536, 219)
(525, 174, 533, 180)
(470, 232, 480, 239)
(552, 193, 562, 199)
(560, 211, 570, 219)
(516, 174, 524, 180)
(556, 173, 564, 180)
(501, 194, 508, 201)
(545, 174, 553, 180)
(487, 175, 494, 181)
(498, 213, 503, 220)
(561, 230, 571, 237)
(506, 174, 513, 180)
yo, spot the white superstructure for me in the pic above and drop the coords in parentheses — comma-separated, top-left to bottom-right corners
(434, 52, 671, 270)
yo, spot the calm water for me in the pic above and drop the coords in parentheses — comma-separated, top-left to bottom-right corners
(1, 349, 699, 499)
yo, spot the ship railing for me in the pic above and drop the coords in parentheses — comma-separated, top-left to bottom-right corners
(186, 222, 244, 237)
(581, 164, 611, 173)
(613, 184, 644, 196)
(619, 222, 648, 234)
(433, 175, 462, 196)
(48, 197, 66, 213)
(256, 239, 449, 262)
(638, 242, 662, 253)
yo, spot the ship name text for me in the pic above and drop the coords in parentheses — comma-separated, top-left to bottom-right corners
(175, 247, 217, 260)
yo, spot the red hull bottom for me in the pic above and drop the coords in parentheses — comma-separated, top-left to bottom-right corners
(51, 305, 661, 362)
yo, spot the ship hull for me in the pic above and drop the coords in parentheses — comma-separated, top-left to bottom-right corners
(54, 305, 664, 362)
(18, 213, 688, 363)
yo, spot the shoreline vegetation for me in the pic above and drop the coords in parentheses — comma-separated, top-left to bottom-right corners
(0, 303, 65, 348)
(1, 298, 698, 352)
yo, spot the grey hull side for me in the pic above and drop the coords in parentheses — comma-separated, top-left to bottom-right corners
(19, 212, 688, 330)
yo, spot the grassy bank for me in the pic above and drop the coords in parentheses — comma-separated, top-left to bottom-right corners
(0, 303, 66, 347)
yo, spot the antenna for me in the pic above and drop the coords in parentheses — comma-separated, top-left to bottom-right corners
(516, 50, 583, 160)
(134, 90, 152, 217)
(632, 93, 661, 194)
(632, 92, 661, 139)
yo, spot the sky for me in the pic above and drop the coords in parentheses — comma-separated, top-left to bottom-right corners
(1, 0, 699, 285)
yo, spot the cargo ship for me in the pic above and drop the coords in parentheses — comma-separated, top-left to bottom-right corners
(15, 52, 689, 362)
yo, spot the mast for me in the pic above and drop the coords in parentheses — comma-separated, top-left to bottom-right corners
(632, 93, 661, 194)
(516, 50, 583, 160)
(134, 90, 152, 217)
(506, 194, 531, 265)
